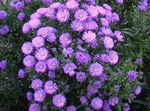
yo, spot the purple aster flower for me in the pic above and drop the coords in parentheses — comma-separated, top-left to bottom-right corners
(46, 33, 57, 43)
(32, 37, 45, 48)
(107, 50, 119, 65)
(75, 51, 91, 65)
(62, 47, 74, 57)
(23, 55, 36, 68)
(99, 54, 109, 63)
(45, 8, 56, 20)
(103, 101, 112, 111)
(22, 23, 31, 34)
(85, 108, 91, 111)
(21, 42, 33, 55)
(113, 85, 120, 93)
(66, 106, 76, 111)
(97, 6, 106, 16)
(134, 58, 143, 65)
(91, 97, 103, 110)
(47, 58, 59, 70)
(103, 36, 114, 49)
(0, 10, 7, 20)
(101, 18, 109, 27)
(52, 94, 66, 108)
(93, 80, 102, 89)
(101, 27, 114, 36)
(116, 0, 124, 5)
(76, 72, 87, 82)
(114, 31, 124, 42)
(36, 8, 49, 15)
(34, 89, 46, 102)
(103, 4, 112, 11)
(35, 47, 49, 61)
(31, 79, 43, 90)
(87, 5, 99, 18)
(123, 103, 130, 111)
(87, 85, 98, 95)
(134, 86, 142, 96)
(63, 63, 77, 76)
(28, 18, 41, 29)
(42, 0, 52, 5)
(56, 9, 70, 22)
(18, 69, 26, 78)
(74, 9, 88, 21)
(0, 25, 9, 35)
(35, 61, 47, 73)
(138, 0, 149, 12)
(0, 60, 7, 70)
(17, 12, 25, 21)
(71, 20, 84, 32)
(80, 96, 87, 105)
(49, 2, 62, 9)
(10, 1, 24, 11)
(86, 0, 96, 5)
(30, 13, 41, 19)
(110, 12, 120, 22)
(26, 91, 33, 101)
(83, 20, 98, 31)
(48, 70, 56, 79)
(66, 0, 79, 10)
(25, 0, 32, 3)
(29, 103, 41, 111)
(37, 27, 50, 38)
(89, 63, 104, 77)
(59, 33, 72, 47)
(128, 70, 137, 82)
(44, 80, 58, 95)
(108, 96, 119, 106)
(82, 31, 97, 44)
(99, 74, 108, 82)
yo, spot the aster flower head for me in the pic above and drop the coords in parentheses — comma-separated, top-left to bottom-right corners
(36, 8, 49, 15)
(71, 20, 84, 32)
(29, 103, 41, 111)
(34, 89, 46, 102)
(80, 96, 87, 105)
(91, 97, 103, 110)
(22, 23, 31, 34)
(47, 58, 59, 70)
(0, 60, 7, 70)
(62, 47, 74, 57)
(114, 31, 124, 42)
(44, 80, 58, 94)
(123, 103, 130, 111)
(31, 79, 43, 90)
(76, 72, 87, 82)
(35, 47, 49, 61)
(93, 80, 102, 89)
(83, 20, 98, 31)
(52, 94, 66, 108)
(35, 61, 47, 73)
(25, 0, 32, 3)
(30, 13, 41, 19)
(48, 70, 56, 79)
(26, 91, 33, 101)
(108, 96, 119, 106)
(66, 0, 79, 10)
(18, 69, 26, 78)
(59, 33, 72, 47)
(0, 25, 9, 35)
(97, 6, 106, 16)
(32, 37, 45, 48)
(74, 9, 88, 21)
(10, 1, 24, 11)
(128, 70, 137, 82)
(82, 31, 97, 44)
(28, 18, 41, 29)
(0, 10, 7, 20)
(107, 50, 119, 65)
(89, 63, 104, 77)
(23, 55, 36, 68)
(101, 18, 109, 27)
(66, 105, 76, 111)
(87, 5, 99, 18)
(113, 85, 120, 93)
(103, 4, 112, 11)
(101, 27, 114, 36)
(63, 63, 77, 76)
(56, 9, 70, 22)
(45, 8, 56, 20)
(42, 0, 52, 5)
(103, 36, 114, 49)
(116, 0, 124, 5)
(21, 42, 33, 55)
(87, 84, 98, 95)
(134, 86, 141, 96)
(17, 12, 25, 21)
(46, 33, 57, 43)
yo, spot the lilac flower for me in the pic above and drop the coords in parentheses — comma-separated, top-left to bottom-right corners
(107, 50, 119, 65)
(35, 61, 47, 73)
(29, 103, 41, 111)
(44, 80, 58, 94)
(66, 0, 79, 10)
(0, 10, 7, 20)
(114, 31, 124, 42)
(42, 0, 52, 5)
(108, 96, 119, 106)
(128, 70, 137, 82)
(134, 86, 142, 96)
(62, 47, 74, 57)
(0, 25, 9, 35)
(56, 9, 70, 22)
(91, 97, 103, 110)
(103, 36, 114, 49)
(22, 23, 31, 34)
(82, 31, 97, 44)
(26, 91, 33, 101)
(0, 60, 7, 70)
(34, 89, 46, 102)
(52, 94, 66, 108)
(71, 20, 84, 32)
(17, 12, 25, 21)
(35, 48, 49, 61)
(74, 9, 88, 21)
(18, 69, 26, 78)
(93, 80, 102, 89)
(59, 33, 72, 47)
(45, 8, 56, 20)
(123, 103, 130, 111)
(76, 72, 87, 82)
(80, 96, 87, 105)
(83, 20, 98, 31)
(47, 58, 59, 70)
(23, 55, 36, 68)
(21, 42, 33, 55)
(63, 63, 77, 76)
(28, 18, 41, 29)
(32, 37, 45, 48)
(75, 51, 91, 65)
(87, 5, 99, 18)
(48, 71, 56, 79)
(31, 79, 43, 90)
(66, 106, 76, 111)
(89, 63, 104, 77)
(116, 0, 124, 5)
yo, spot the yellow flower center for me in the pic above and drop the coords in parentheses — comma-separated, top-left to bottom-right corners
(49, 85, 53, 90)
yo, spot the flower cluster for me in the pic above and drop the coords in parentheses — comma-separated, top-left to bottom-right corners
(19, 0, 141, 111)
(138, 0, 150, 12)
